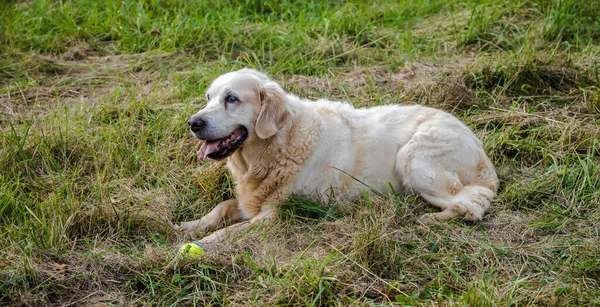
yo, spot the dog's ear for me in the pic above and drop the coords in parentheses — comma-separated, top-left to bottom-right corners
(255, 81, 290, 139)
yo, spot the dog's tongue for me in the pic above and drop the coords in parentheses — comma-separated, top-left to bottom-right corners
(197, 141, 220, 161)
(196, 128, 245, 161)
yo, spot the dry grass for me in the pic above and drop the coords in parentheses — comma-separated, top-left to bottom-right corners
(2, 49, 600, 306)
(2, 0, 600, 305)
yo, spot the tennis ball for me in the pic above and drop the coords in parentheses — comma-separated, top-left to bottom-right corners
(179, 242, 205, 258)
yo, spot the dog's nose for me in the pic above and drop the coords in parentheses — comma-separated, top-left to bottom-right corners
(188, 116, 206, 133)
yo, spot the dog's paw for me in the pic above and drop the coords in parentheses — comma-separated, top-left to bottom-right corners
(174, 218, 218, 233)
(419, 207, 460, 224)
(197, 221, 251, 246)
(174, 220, 201, 232)
(197, 230, 224, 246)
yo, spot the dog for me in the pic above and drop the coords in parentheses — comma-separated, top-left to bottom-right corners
(175, 68, 498, 244)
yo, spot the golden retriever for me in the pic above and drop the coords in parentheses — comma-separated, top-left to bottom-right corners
(175, 68, 498, 244)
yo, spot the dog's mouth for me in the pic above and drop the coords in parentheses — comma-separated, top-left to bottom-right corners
(197, 127, 248, 161)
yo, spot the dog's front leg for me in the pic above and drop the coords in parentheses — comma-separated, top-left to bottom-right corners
(195, 166, 292, 245)
(174, 199, 244, 232)
(197, 204, 276, 245)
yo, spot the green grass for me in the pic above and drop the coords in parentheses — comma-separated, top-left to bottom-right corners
(1, 0, 599, 305)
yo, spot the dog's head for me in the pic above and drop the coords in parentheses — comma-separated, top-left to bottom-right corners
(188, 68, 290, 161)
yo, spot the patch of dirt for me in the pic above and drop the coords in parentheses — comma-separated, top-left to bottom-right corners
(485, 211, 537, 244)
(73, 184, 178, 239)
(7, 245, 160, 306)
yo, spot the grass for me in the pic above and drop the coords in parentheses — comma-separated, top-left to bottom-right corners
(1, 0, 599, 305)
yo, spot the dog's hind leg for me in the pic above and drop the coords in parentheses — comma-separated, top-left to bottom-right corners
(397, 130, 498, 221)
(402, 165, 496, 221)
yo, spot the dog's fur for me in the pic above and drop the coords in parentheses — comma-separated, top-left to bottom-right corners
(176, 69, 498, 244)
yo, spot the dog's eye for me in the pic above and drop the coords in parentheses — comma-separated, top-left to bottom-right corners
(225, 95, 238, 103)
(206, 94, 211, 100)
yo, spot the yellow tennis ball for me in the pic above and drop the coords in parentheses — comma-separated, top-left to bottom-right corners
(179, 242, 205, 258)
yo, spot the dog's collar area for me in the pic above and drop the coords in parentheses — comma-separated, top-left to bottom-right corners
(197, 126, 248, 161)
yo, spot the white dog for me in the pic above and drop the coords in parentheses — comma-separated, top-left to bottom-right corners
(176, 68, 498, 244)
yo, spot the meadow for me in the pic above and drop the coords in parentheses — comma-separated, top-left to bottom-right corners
(1, 0, 599, 305)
